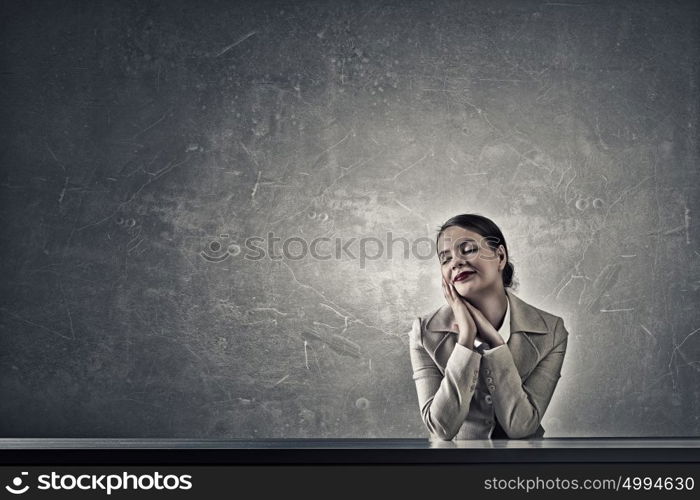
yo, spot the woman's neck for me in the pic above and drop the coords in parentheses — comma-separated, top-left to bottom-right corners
(466, 288, 508, 330)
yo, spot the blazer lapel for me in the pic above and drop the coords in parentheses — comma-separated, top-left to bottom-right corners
(424, 289, 549, 379)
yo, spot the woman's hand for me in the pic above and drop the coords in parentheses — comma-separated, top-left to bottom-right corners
(462, 301, 506, 348)
(441, 277, 477, 348)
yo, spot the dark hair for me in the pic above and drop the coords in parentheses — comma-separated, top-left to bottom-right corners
(436, 213, 518, 290)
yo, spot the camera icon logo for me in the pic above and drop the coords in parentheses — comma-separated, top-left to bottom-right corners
(200, 234, 241, 263)
(5, 472, 29, 495)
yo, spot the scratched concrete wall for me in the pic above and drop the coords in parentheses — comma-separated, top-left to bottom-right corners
(1, 0, 698, 438)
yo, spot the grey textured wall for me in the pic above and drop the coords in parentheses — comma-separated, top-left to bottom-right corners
(1, 0, 698, 438)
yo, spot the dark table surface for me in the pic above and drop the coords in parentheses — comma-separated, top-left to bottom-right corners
(1, 437, 700, 448)
(1, 438, 699, 464)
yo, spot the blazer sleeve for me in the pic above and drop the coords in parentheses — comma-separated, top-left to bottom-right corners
(408, 317, 482, 440)
(480, 316, 569, 439)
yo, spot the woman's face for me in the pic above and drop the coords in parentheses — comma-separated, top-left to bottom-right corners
(437, 225, 507, 299)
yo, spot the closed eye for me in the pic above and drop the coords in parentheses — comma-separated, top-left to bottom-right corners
(441, 247, 476, 264)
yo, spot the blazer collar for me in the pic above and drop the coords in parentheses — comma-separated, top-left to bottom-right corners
(426, 288, 549, 335)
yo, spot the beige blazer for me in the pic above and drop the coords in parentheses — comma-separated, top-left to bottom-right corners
(408, 288, 568, 440)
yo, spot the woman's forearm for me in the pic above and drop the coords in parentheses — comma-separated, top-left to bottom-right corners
(417, 344, 482, 440)
(480, 320, 568, 438)
(409, 318, 482, 440)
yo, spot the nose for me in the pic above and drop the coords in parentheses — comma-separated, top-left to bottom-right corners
(452, 256, 467, 270)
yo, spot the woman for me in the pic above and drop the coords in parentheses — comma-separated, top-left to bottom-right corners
(408, 214, 569, 440)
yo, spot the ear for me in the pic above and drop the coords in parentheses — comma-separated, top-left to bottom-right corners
(497, 245, 507, 272)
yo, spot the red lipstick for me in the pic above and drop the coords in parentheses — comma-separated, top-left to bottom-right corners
(453, 270, 475, 282)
